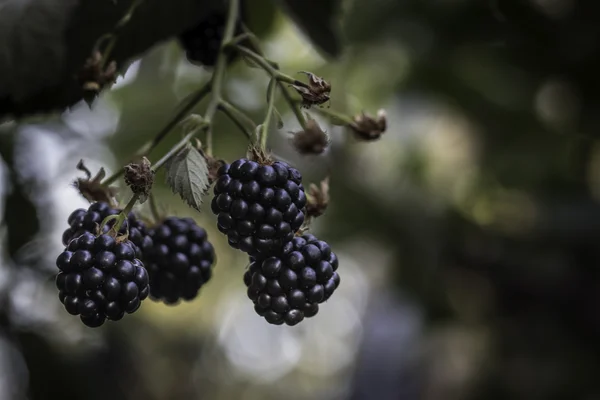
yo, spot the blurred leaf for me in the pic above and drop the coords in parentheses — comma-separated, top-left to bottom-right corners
(165, 145, 210, 212)
(245, 0, 278, 37)
(0, 131, 40, 258)
(274, 0, 342, 57)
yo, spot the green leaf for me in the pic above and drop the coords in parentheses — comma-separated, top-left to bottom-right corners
(165, 145, 210, 212)
(275, 0, 342, 57)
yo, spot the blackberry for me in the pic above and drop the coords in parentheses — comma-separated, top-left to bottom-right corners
(243, 234, 340, 326)
(211, 159, 307, 257)
(144, 217, 216, 304)
(63, 202, 153, 260)
(55, 232, 150, 327)
(178, 11, 243, 67)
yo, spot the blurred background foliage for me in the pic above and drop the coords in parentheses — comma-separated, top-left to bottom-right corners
(1, 0, 600, 399)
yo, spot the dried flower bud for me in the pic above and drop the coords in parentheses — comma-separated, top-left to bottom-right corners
(291, 118, 330, 155)
(72, 160, 117, 205)
(290, 71, 331, 109)
(349, 109, 387, 141)
(124, 157, 154, 203)
(306, 177, 330, 218)
(77, 51, 118, 106)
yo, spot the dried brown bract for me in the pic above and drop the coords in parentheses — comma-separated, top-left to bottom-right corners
(349, 109, 387, 141)
(291, 71, 331, 109)
(73, 160, 117, 205)
(77, 51, 118, 106)
(291, 118, 329, 155)
(306, 177, 330, 218)
(124, 157, 154, 203)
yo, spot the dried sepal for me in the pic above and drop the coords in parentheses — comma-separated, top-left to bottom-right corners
(306, 177, 330, 218)
(77, 51, 118, 107)
(349, 109, 387, 141)
(193, 139, 226, 185)
(290, 71, 331, 109)
(72, 160, 117, 205)
(124, 157, 155, 203)
(290, 118, 330, 155)
(247, 144, 274, 165)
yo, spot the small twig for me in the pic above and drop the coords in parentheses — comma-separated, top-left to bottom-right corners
(309, 104, 355, 125)
(152, 127, 206, 172)
(260, 79, 278, 150)
(235, 45, 309, 130)
(219, 100, 256, 141)
(108, 193, 140, 236)
(202, 0, 240, 156)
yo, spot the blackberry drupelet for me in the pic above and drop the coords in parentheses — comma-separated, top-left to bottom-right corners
(63, 202, 153, 260)
(144, 217, 216, 304)
(243, 234, 340, 326)
(55, 232, 150, 327)
(178, 11, 242, 67)
(211, 159, 307, 257)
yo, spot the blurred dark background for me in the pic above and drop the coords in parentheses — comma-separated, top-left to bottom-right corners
(2, 0, 600, 399)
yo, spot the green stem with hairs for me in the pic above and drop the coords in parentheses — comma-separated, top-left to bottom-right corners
(101, 0, 239, 186)
(101, 81, 212, 187)
(260, 80, 278, 150)
(218, 100, 256, 141)
(310, 106, 355, 126)
(107, 193, 140, 237)
(202, 0, 240, 156)
(234, 45, 309, 131)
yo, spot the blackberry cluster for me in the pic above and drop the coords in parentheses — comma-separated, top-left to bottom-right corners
(211, 159, 307, 257)
(178, 12, 242, 67)
(243, 234, 340, 326)
(63, 202, 153, 260)
(144, 217, 216, 304)
(55, 232, 150, 327)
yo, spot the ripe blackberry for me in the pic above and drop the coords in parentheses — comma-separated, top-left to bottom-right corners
(144, 217, 216, 304)
(55, 232, 150, 327)
(178, 11, 242, 67)
(63, 202, 153, 260)
(243, 234, 340, 326)
(211, 159, 307, 257)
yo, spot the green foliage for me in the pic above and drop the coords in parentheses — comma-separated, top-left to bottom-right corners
(165, 145, 210, 213)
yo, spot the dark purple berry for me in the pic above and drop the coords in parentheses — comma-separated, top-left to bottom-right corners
(212, 158, 306, 257)
(145, 217, 215, 304)
(242, 234, 340, 326)
(54, 233, 149, 328)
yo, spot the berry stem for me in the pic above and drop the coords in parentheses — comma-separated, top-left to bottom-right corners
(151, 125, 206, 172)
(101, 81, 212, 187)
(218, 100, 256, 140)
(234, 46, 309, 131)
(309, 106, 355, 126)
(202, 0, 240, 157)
(109, 193, 140, 237)
(260, 79, 278, 150)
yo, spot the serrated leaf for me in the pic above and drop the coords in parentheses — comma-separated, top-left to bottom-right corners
(165, 145, 210, 212)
